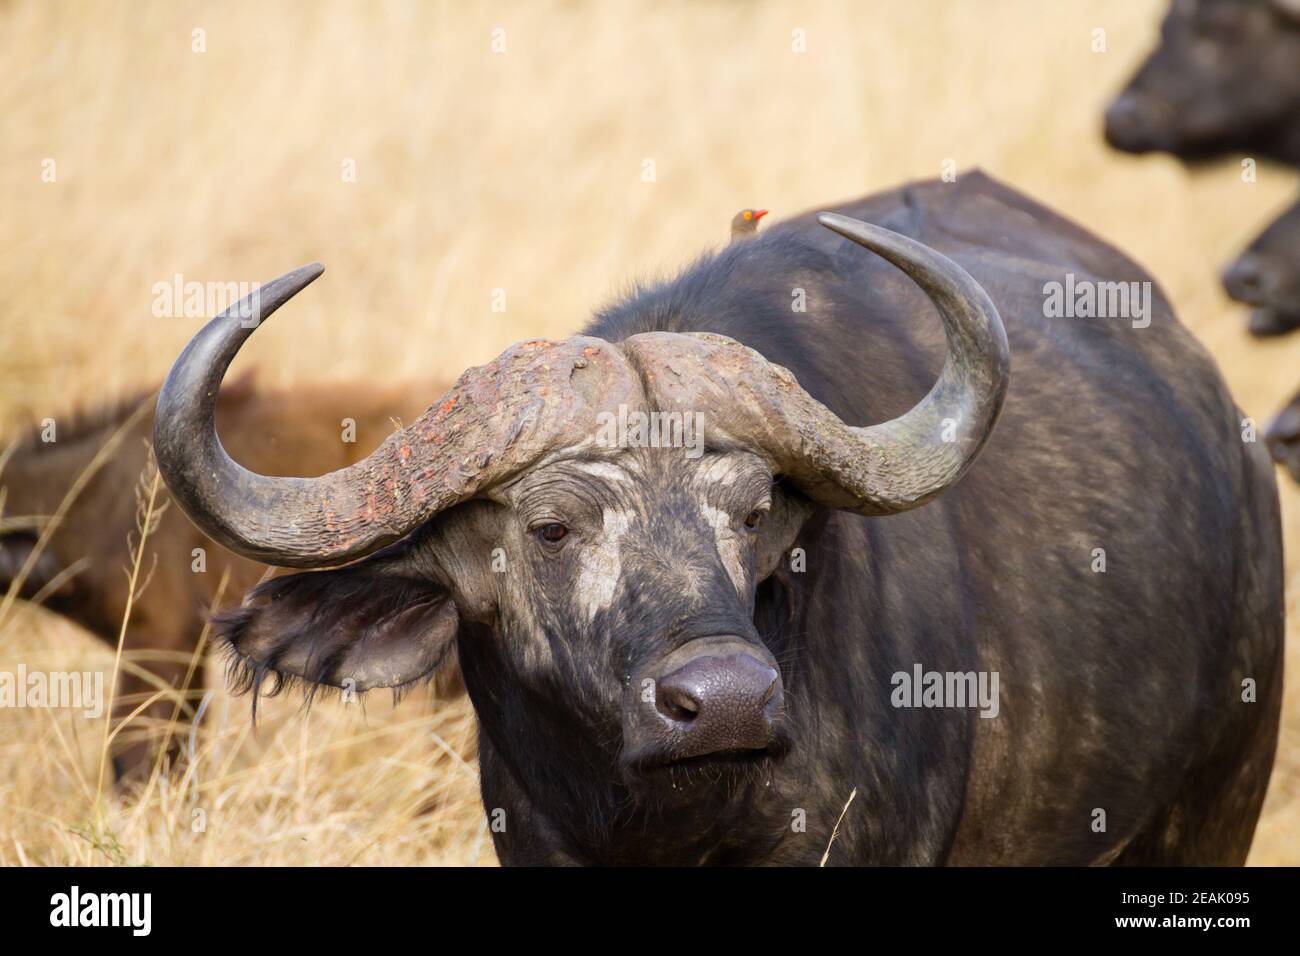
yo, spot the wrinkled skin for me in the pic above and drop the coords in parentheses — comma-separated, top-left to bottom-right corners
(0, 378, 448, 780)
(216, 173, 1283, 865)
(1222, 193, 1300, 337)
(1105, 0, 1300, 164)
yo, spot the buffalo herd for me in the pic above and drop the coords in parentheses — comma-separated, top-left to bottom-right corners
(0, 378, 442, 779)
(1107, 0, 1300, 479)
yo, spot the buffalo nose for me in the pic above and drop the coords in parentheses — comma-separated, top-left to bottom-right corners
(1104, 95, 1158, 152)
(655, 652, 782, 754)
(1222, 254, 1271, 304)
(1266, 399, 1300, 446)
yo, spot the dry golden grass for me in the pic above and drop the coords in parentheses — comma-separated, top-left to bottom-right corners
(0, 0, 1297, 865)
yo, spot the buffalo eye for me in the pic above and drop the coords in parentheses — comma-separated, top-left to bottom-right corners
(537, 522, 568, 543)
(743, 510, 763, 531)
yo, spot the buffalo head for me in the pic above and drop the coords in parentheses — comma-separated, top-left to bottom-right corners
(1222, 194, 1300, 336)
(1105, 0, 1300, 162)
(153, 214, 1008, 797)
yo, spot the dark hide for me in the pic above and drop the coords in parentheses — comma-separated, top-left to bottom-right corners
(216, 172, 1283, 865)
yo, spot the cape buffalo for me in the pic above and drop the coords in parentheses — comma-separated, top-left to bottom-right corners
(1105, 0, 1300, 164)
(1218, 193, 1300, 481)
(153, 172, 1283, 865)
(0, 377, 435, 780)
(1104, 1, 1300, 338)
(1222, 193, 1300, 336)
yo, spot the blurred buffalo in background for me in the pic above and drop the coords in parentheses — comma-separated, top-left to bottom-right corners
(1222, 193, 1300, 336)
(1266, 383, 1300, 482)
(1105, 0, 1300, 483)
(0, 377, 439, 781)
(1105, 0, 1300, 164)
(1105, 0, 1300, 335)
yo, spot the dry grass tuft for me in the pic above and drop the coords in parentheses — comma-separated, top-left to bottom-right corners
(0, 609, 487, 866)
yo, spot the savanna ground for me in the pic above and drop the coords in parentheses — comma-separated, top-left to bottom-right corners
(1, 0, 1298, 866)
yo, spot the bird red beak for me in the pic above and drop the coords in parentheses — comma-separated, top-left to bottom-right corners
(754, 209, 769, 220)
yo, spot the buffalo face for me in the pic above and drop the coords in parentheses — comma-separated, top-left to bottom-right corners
(458, 447, 805, 783)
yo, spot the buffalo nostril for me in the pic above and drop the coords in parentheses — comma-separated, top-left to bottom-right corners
(658, 684, 701, 722)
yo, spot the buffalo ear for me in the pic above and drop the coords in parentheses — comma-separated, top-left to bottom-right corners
(754, 487, 813, 582)
(214, 548, 459, 703)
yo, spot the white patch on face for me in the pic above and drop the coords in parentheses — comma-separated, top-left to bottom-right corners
(574, 508, 631, 622)
(569, 460, 633, 484)
(695, 454, 746, 488)
(701, 502, 747, 593)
